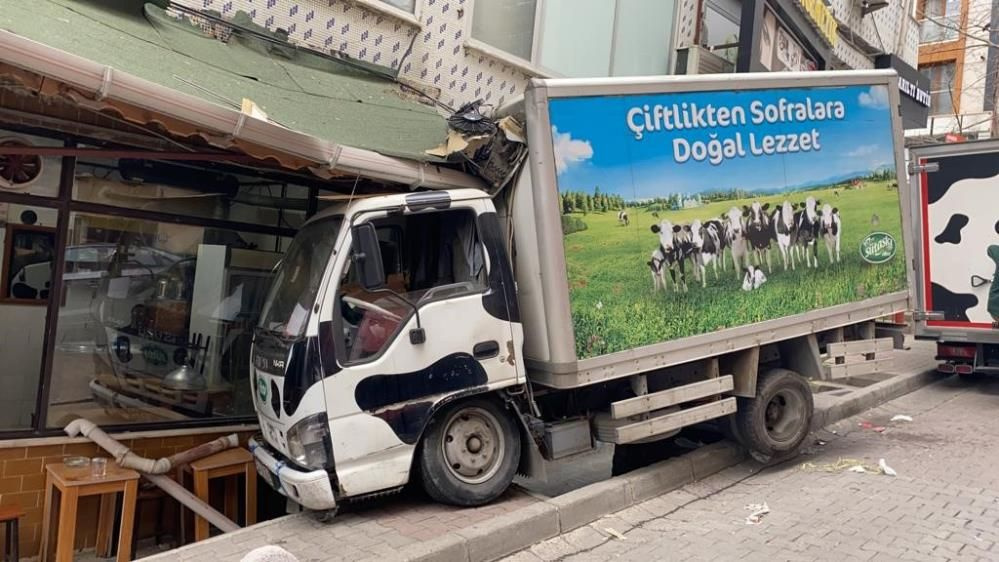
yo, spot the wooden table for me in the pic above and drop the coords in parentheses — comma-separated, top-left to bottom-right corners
(40, 463, 138, 562)
(179, 448, 256, 542)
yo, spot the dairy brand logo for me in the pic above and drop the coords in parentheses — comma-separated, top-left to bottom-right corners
(256, 375, 268, 403)
(860, 232, 897, 264)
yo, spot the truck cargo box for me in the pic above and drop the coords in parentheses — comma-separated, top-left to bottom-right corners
(910, 139, 999, 344)
(516, 70, 913, 388)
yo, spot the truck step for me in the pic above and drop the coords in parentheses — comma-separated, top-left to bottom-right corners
(609, 398, 737, 444)
(824, 337, 895, 379)
(610, 376, 734, 419)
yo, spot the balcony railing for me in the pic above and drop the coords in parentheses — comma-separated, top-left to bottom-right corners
(919, 15, 960, 44)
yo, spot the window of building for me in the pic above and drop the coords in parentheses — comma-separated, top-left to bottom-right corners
(919, 0, 960, 43)
(47, 211, 290, 427)
(470, 0, 676, 77)
(336, 209, 486, 363)
(922, 62, 957, 115)
(0, 202, 57, 429)
(701, 0, 741, 64)
(470, 0, 539, 62)
(379, 0, 415, 13)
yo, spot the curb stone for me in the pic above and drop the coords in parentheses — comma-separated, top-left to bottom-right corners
(810, 369, 937, 431)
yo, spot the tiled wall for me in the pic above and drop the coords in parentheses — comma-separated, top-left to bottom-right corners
(0, 430, 256, 557)
(177, 0, 533, 111)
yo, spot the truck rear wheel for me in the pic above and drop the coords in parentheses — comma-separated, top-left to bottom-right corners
(417, 398, 521, 506)
(735, 368, 813, 463)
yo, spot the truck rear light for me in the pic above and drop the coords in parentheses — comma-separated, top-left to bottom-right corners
(955, 364, 975, 375)
(937, 344, 975, 359)
(937, 363, 955, 374)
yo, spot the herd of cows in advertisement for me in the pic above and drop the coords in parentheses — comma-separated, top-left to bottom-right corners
(639, 196, 842, 293)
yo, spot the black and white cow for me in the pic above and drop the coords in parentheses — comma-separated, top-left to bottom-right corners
(618, 210, 630, 226)
(744, 201, 774, 273)
(773, 200, 799, 271)
(819, 203, 841, 264)
(924, 151, 999, 322)
(649, 220, 694, 292)
(723, 207, 749, 279)
(795, 196, 822, 268)
(689, 218, 726, 286)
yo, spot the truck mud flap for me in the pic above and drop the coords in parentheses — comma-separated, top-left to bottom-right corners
(823, 337, 895, 379)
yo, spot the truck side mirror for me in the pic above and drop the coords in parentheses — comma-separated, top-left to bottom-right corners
(350, 223, 385, 291)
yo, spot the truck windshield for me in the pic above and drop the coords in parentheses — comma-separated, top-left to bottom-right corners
(259, 217, 341, 338)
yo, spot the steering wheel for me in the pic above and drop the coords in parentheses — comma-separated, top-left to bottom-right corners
(341, 295, 402, 321)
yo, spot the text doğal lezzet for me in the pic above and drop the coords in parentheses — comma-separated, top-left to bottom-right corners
(625, 97, 847, 166)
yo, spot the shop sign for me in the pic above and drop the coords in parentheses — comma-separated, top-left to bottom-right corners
(798, 0, 838, 47)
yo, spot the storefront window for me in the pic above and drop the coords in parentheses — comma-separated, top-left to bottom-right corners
(0, 203, 57, 429)
(46, 212, 288, 427)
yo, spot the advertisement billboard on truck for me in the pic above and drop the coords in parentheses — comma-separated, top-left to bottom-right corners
(538, 77, 907, 361)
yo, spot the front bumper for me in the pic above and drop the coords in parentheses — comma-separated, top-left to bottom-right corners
(249, 436, 337, 511)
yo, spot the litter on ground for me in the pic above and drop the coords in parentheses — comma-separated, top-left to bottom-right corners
(604, 528, 628, 540)
(879, 458, 897, 476)
(859, 421, 887, 432)
(800, 458, 876, 473)
(745, 502, 770, 525)
(890, 414, 913, 423)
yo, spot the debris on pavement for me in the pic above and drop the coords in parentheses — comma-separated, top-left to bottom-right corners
(604, 528, 628, 540)
(848, 465, 868, 473)
(815, 439, 827, 446)
(890, 414, 913, 423)
(745, 502, 771, 525)
(800, 458, 876, 473)
(241, 546, 299, 562)
(859, 421, 887, 432)
(879, 458, 898, 477)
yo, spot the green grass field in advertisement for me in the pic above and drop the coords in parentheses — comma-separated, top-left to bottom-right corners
(548, 84, 906, 360)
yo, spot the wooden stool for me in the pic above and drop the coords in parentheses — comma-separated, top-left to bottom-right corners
(0, 505, 23, 562)
(40, 463, 138, 562)
(179, 448, 256, 542)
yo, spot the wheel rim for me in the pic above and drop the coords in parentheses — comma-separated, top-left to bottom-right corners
(441, 406, 505, 485)
(764, 388, 806, 444)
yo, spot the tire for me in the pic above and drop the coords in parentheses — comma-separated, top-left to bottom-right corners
(735, 368, 813, 464)
(418, 398, 521, 507)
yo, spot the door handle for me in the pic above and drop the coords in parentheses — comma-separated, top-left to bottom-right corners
(473, 340, 499, 360)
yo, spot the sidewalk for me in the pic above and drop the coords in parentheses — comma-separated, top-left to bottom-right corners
(140, 341, 937, 562)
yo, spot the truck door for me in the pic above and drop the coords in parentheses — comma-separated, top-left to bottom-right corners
(321, 196, 522, 497)
(916, 145, 999, 334)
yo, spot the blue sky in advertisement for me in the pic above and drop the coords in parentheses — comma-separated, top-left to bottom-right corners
(549, 84, 896, 200)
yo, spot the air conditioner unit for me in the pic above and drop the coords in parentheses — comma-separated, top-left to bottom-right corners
(674, 46, 736, 75)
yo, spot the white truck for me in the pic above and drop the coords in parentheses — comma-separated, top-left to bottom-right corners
(248, 70, 913, 514)
(908, 139, 999, 374)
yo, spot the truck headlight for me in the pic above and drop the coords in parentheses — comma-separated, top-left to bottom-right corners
(286, 412, 331, 470)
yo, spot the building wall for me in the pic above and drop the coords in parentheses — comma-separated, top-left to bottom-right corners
(914, 0, 995, 138)
(0, 429, 257, 557)
(178, 0, 534, 111)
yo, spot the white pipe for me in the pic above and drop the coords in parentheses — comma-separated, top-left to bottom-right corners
(65, 418, 241, 534)
(0, 29, 485, 191)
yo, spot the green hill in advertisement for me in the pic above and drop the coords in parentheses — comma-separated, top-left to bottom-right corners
(549, 84, 905, 360)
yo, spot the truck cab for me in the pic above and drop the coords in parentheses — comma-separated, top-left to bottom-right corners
(249, 188, 527, 511)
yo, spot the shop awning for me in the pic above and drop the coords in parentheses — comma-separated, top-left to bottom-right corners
(0, 0, 483, 190)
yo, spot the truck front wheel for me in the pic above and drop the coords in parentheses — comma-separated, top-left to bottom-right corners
(735, 368, 813, 463)
(417, 398, 521, 506)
